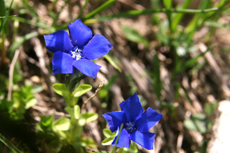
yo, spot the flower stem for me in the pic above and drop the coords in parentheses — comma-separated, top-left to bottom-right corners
(0, 133, 22, 153)
(65, 69, 85, 93)
(111, 124, 124, 153)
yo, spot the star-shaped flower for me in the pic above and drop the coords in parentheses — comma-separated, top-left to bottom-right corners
(44, 19, 113, 78)
(102, 93, 162, 150)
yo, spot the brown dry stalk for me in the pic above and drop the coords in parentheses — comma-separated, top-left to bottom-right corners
(81, 80, 104, 111)
(7, 49, 20, 101)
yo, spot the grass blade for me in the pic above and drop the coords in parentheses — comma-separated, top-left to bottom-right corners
(163, 0, 172, 9)
(83, 0, 116, 20)
(0, 0, 14, 33)
(171, 0, 192, 32)
(0, 133, 22, 153)
(77, 0, 89, 19)
(9, 32, 39, 59)
(94, 8, 218, 22)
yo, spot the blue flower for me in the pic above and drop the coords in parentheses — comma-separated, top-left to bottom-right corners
(44, 19, 113, 78)
(102, 93, 162, 150)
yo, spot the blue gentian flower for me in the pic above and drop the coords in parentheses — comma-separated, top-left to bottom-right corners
(102, 93, 162, 150)
(44, 19, 113, 78)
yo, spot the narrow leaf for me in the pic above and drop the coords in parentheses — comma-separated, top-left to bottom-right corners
(121, 25, 149, 47)
(163, 0, 172, 9)
(104, 54, 122, 72)
(84, 0, 116, 20)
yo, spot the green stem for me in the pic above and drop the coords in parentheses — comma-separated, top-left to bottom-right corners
(94, 7, 219, 21)
(0, 0, 14, 33)
(111, 124, 124, 153)
(77, 0, 89, 19)
(12, 17, 52, 30)
(0, 133, 22, 153)
(83, 0, 116, 20)
(52, 0, 70, 26)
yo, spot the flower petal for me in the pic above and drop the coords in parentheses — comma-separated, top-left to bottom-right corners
(130, 131, 155, 150)
(83, 34, 113, 60)
(112, 127, 130, 148)
(52, 51, 74, 74)
(67, 19, 92, 49)
(119, 93, 143, 122)
(135, 108, 163, 132)
(73, 59, 101, 79)
(44, 30, 73, 53)
(102, 111, 127, 132)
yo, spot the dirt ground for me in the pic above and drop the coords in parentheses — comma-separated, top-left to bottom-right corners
(2, 0, 230, 153)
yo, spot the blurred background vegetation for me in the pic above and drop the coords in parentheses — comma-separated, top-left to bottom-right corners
(1, 0, 230, 152)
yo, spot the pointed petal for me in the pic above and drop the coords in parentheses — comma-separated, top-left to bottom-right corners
(135, 108, 163, 132)
(83, 34, 113, 60)
(52, 51, 74, 74)
(119, 93, 143, 122)
(112, 127, 131, 148)
(73, 59, 101, 79)
(102, 111, 127, 132)
(44, 30, 73, 53)
(130, 131, 155, 150)
(68, 19, 92, 48)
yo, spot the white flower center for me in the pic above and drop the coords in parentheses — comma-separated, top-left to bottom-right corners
(70, 47, 82, 60)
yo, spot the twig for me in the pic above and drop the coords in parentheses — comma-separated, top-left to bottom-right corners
(81, 80, 104, 111)
(7, 49, 20, 101)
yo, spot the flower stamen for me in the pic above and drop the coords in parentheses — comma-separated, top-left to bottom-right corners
(125, 121, 136, 133)
(70, 47, 82, 60)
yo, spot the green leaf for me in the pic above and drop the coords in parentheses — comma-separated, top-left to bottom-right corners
(25, 98, 37, 109)
(182, 46, 213, 71)
(77, 137, 97, 147)
(64, 106, 74, 118)
(184, 113, 208, 133)
(79, 112, 98, 126)
(74, 105, 80, 119)
(31, 85, 43, 93)
(0, 0, 6, 17)
(0, 0, 14, 33)
(192, 113, 206, 120)
(47, 140, 62, 153)
(171, 0, 192, 32)
(121, 25, 149, 47)
(40, 115, 54, 127)
(163, 0, 172, 9)
(53, 83, 71, 98)
(184, 119, 198, 131)
(53, 117, 70, 131)
(104, 54, 122, 73)
(103, 129, 115, 138)
(126, 142, 138, 153)
(160, 101, 177, 110)
(204, 102, 218, 116)
(102, 137, 114, 146)
(73, 84, 92, 97)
